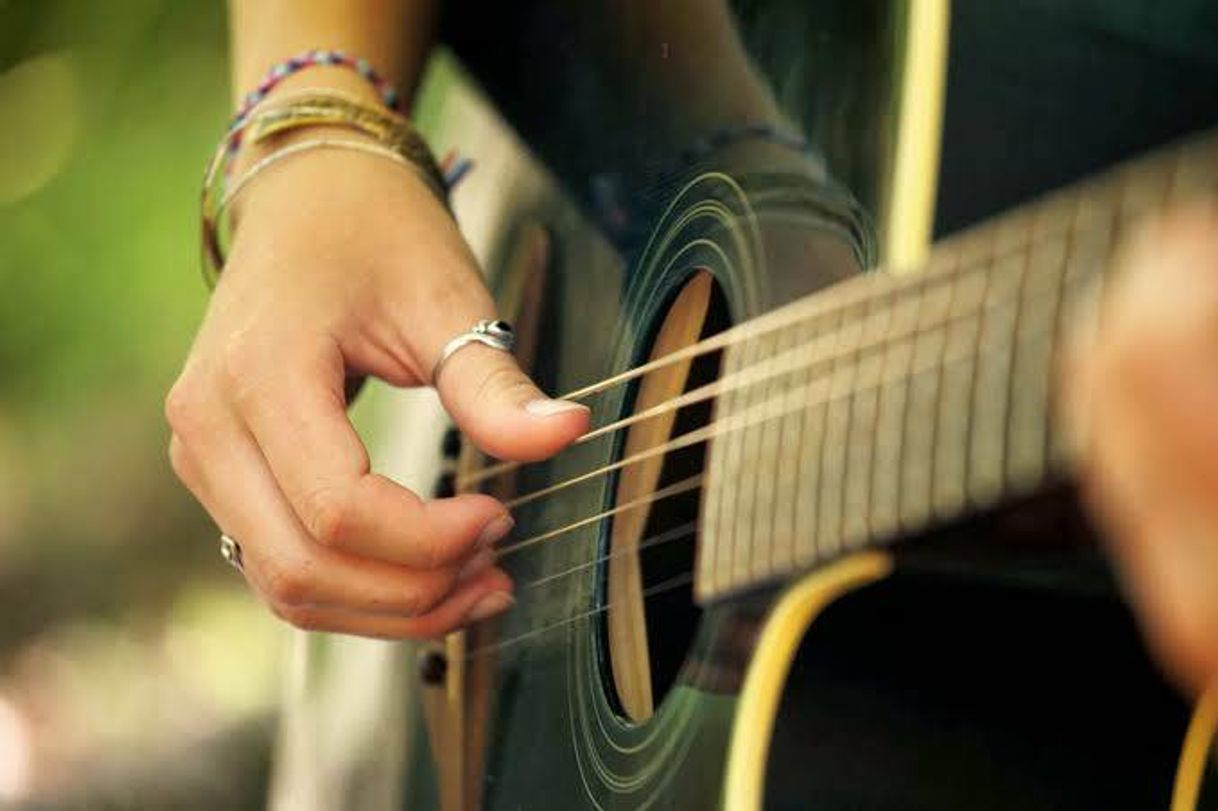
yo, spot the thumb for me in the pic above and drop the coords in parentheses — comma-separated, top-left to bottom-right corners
(434, 338, 590, 462)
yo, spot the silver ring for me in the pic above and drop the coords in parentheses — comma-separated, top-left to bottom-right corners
(431, 319, 515, 383)
(219, 533, 244, 574)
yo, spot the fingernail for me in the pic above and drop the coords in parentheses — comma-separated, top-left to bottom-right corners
(524, 398, 589, 417)
(456, 548, 496, 584)
(477, 513, 514, 548)
(466, 591, 514, 623)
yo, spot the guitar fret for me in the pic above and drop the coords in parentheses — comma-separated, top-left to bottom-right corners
(792, 302, 844, 567)
(965, 242, 1026, 509)
(1046, 204, 1117, 469)
(842, 298, 892, 549)
(868, 278, 924, 543)
(747, 322, 794, 585)
(931, 254, 986, 519)
(730, 326, 772, 588)
(703, 316, 744, 596)
(1005, 233, 1069, 488)
(923, 245, 964, 526)
(997, 218, 1039, 499)
(817, 300, 867, 555)
(716, 313, 756, 595)
(769, 314, 816, 578)
(899, 274, 953, 531)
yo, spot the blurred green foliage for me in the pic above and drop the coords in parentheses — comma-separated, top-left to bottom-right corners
(1, 2, 223, 407)
(0, 1, 230, 640)
(0, 2, 283, 806)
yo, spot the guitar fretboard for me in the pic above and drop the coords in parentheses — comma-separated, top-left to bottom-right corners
(697, 130, 1218, 602)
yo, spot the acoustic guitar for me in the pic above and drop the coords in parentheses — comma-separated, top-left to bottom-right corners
(269, 2, 1218, 809)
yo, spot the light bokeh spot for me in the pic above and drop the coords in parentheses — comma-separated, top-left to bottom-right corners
(0, 51, 80, 206)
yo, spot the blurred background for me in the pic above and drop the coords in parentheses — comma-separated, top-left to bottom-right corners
(0, 2, 285, 807)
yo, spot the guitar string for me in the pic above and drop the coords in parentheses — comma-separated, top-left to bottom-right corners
(495, 272, 1069, 517)
(464, 571, 696, 661)
(458, 141, 1206, 490)
(496, 474, 703, 558)
(512, 520, 698, 592)
(463, 269, 943, 490)
(462, 269, 941, 488)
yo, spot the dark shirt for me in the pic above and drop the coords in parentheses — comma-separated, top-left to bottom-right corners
(936, 0, 1218, 234)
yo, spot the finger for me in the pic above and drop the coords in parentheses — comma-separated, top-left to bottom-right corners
(223, 334, 513, 566)
(1077, 203, 1218, 690)
(272, 567, 516, 640)
(434, 342, 590, 462)
(385, 232, 590, 462)
(168, 395, 510, 619)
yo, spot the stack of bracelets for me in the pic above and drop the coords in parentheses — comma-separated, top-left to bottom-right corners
(199, 48, 469, 287)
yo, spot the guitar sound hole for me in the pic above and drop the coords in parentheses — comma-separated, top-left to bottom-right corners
(600, 272, 729, 724)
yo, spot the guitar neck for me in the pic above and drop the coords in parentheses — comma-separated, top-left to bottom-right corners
(697, 129, 1218, 602)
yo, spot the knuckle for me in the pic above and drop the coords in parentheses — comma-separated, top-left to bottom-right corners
(389, 588, 424, 618)
(418, 536, 450, 570)
(302, 487, 352, 547)
(408, 522, 450, 570)
(404, 579, 448, 616)
(399, 594, 429, 618)
(164, 378, 206, 438)
(382, 582, 437, 618)
(263, 562, 315, 608)
(271, 603, 324, 632)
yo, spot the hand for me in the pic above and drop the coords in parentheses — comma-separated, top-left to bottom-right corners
(1068, 202, 1218, 693)
(166, 140, 589, 639)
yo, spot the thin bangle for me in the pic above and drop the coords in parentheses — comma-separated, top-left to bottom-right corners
(220, 138, 415, 209)
(243, 92, 447, 195)
(229, 49, 401, 135)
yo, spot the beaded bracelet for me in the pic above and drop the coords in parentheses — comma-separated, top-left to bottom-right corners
(231, 50, 399, 132)
(239, 49, 400, 115)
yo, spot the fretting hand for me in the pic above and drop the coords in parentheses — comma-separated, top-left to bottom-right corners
(1068, 202, 1218, 694)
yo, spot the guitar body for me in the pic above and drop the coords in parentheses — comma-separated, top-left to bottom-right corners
(400, 143, 1202, 807)
(266, 2, 1218, 809)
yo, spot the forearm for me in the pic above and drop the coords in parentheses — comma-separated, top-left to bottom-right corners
(227, 0, 439, 109)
